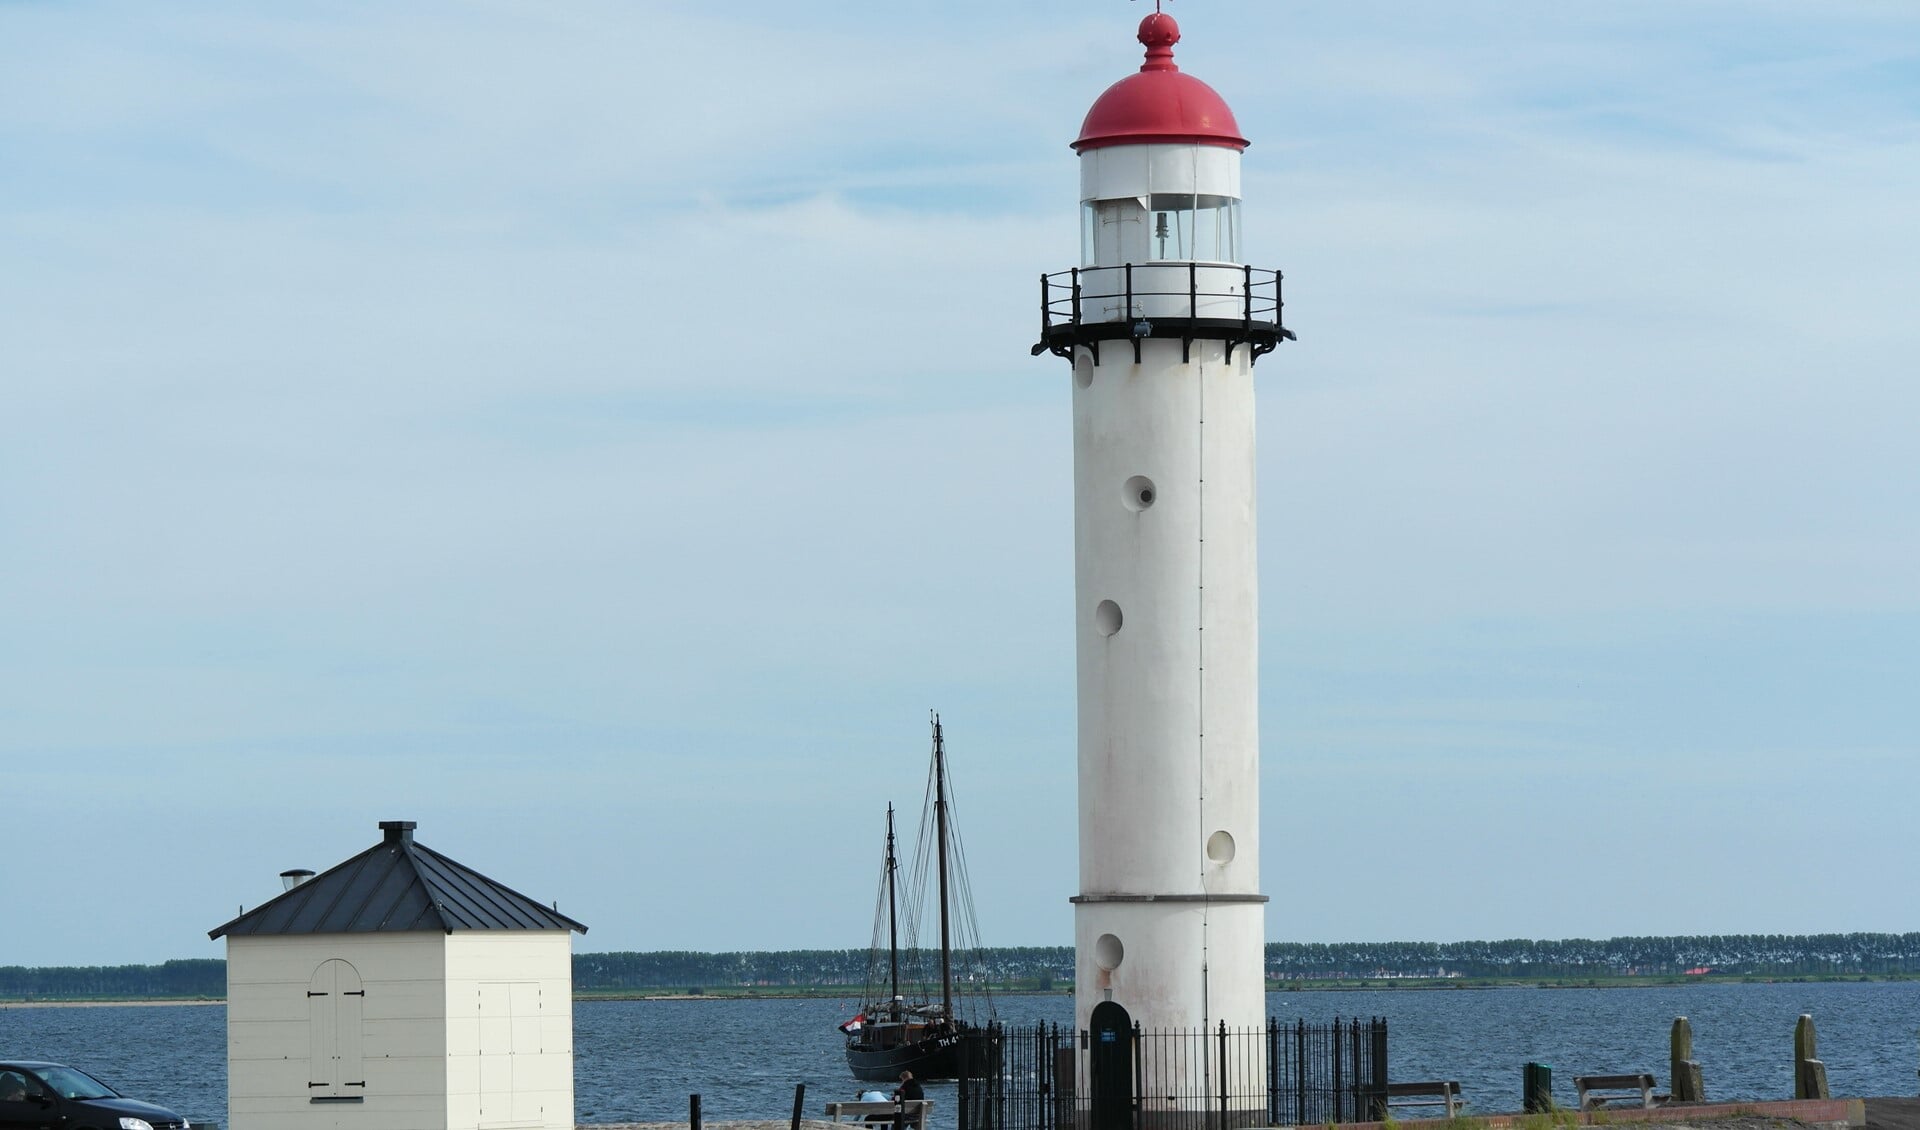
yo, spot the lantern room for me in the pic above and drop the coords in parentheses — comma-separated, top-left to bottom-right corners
(1033, 12, 1292, 365)
(1074, 12, 1247, 269)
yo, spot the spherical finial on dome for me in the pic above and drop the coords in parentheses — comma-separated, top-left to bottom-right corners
(1137, 13, 1180, 72)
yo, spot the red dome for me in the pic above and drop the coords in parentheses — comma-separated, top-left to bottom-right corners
(1073, 13, 1247, 153)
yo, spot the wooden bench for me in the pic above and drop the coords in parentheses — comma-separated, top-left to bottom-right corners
(1575, 1073, 1663, 1111)
(823, 1100, 934, 1128)
(1387, 1081, 1465, 1117)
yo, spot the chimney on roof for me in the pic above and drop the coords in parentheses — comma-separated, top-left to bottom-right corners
(381, 820, 417, 846)
(279, 868, 316, 891)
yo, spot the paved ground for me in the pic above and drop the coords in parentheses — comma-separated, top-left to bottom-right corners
(587, 1122, 847, 1130)
(586, 1100, 1920, 1130)
(1866, 1099, 1920, 1130)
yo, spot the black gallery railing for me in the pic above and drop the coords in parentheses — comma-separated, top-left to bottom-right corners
(957, 1017, 1388, 1130)
(1031, 263, 1294, 365)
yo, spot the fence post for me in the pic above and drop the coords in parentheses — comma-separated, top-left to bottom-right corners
(1331, 1019, 1346, 1121)
(1216, 1020, 1230, 1130)
(1131, 1022, 1144, 1129)
(1266, 1017, 1279, 1127)
(1370, 1018, 1390, 1122)
(989, 1024, 1003, 1130)
(1345, 1019, 1358, 1121)
(1035, 1022, 1050, 1130)
(1294, 1019, 1307, 1127)
(960, 1033, 970, 1130)
(690, 1094, 701, 1130)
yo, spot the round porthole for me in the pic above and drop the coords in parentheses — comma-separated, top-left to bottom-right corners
(1074, 360, 1094, 389)
(1095, 600, 1123, 636)
(1123, 475, 1156, 511)
(1206, 830, 1236, 864)
(1094, 933, 1125, 971)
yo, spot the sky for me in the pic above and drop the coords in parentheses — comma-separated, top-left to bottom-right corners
(2, 0, 1916, 969)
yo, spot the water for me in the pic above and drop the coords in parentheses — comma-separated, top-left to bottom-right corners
(0, 1003, 227, 1121)
(572, 995, 1075, 1126)
(4, 983, 1917, 1128)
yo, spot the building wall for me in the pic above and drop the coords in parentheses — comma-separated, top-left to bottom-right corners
(226, 933, 450, 1130)
(444, 932, 576, 1130)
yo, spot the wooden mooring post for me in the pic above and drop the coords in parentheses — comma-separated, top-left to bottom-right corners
(1671, 1016, 1705, 1102)
(1795, 1014, 1831, 1100)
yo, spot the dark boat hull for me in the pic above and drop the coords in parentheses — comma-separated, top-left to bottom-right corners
(845, 1026, 966, 1082)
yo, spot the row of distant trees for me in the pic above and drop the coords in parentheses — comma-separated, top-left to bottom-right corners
(576, 934, 1920, 986)
(0, 959, 227, 999)
(1263, 933, 1920, 978)
(9, 934, 1920, 998)
(573, 944, 1071, 991)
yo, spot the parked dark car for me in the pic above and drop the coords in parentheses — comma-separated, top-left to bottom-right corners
(0, 1061, 190, 1130)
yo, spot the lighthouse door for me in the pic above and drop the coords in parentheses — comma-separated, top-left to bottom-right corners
(1088, 1000, 1135, 1130)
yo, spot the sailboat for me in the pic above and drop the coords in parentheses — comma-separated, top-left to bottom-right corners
(841, 714, 994, 1082)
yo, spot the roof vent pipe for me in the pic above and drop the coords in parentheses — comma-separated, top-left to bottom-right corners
(380, 820, 417, 846)
(280, 869, 316, 891)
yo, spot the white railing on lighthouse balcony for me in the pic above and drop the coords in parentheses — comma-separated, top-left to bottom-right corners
(1032, 262, 1294, 366)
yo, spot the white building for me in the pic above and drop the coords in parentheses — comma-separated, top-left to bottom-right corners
(1033, 11, 1289, 1042)
(209, 821, 588, 1130)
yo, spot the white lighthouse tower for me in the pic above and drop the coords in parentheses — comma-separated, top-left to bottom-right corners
(1032, 9, 1289, 1043)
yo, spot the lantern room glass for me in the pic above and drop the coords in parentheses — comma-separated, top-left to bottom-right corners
(1082, 193, 1240, 266)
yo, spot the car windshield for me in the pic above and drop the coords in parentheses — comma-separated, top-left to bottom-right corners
(36, 1067, 117, 1101)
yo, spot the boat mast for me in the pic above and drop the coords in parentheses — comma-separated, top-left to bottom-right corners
(932, 713, 954, 1022)
(885, 803, 901, 1012)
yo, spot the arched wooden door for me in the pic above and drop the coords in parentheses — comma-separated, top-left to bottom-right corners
(307, 958, 366, 1098)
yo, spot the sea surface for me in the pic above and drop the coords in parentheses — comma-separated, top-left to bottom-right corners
(3, 983, 1917, 1129)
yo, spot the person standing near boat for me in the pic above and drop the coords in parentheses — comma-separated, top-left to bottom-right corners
(890, 1074, 921, 1120)
(892, 1071, 923, 1103)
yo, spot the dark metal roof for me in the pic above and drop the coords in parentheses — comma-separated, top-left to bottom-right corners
(208, 821, 588, 939)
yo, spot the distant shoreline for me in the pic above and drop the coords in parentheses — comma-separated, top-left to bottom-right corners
(0, 999, 225, 1010)
(5, 972, 1915, 1009)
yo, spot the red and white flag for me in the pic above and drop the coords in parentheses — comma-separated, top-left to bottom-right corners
(839, 1013, 865, 1033)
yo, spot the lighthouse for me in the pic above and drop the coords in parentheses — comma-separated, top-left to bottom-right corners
(1032, 10, 1289, 1044)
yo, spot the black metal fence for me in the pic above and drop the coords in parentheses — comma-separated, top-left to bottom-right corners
(958, 1017, 1387, 1130)
(1269, 1018, 1389, 1126)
